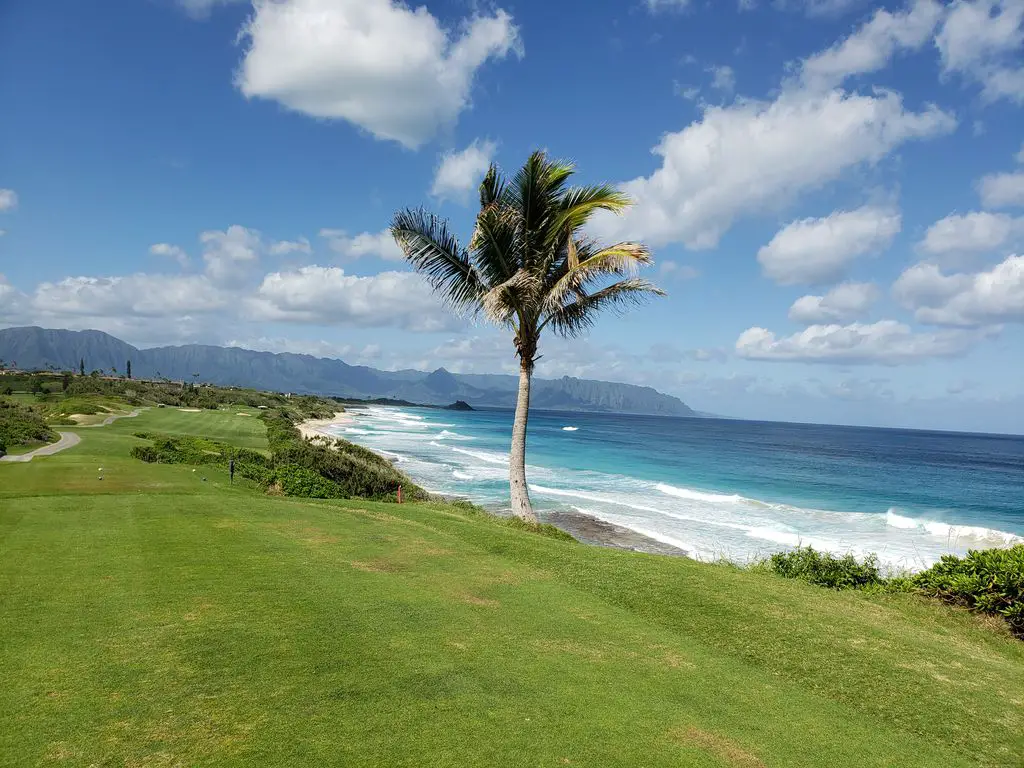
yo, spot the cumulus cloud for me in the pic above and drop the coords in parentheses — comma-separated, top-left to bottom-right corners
(936, 0, 1024, 104)
(268, 237, 312, 256)
(149, 243, 190, 268)
(757, 206, 901, 285)
(235, 0, 522, 149)
(319, 228, 404, 262)
(918, 211, 1023, 260)
(735, 320, 990, 364)
(789, 282, 879, 324)
(893, 255, 1024, 326)
(31, 274, 228, 318)
(799, 0, 944, 90)
(246, 266, 458, 331)
(708, 65, 736, 93)
(591, 89, 953, 249)
(199, 224, 263, 283)
(431, 139, 497, 202)
(978, 171, 1024, 208)
(0, 189, 18, 212)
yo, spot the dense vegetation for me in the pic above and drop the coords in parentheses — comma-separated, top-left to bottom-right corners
(0, 399, 56, 454)
(760, 545, 1024, 637)
(131, 407, 427, 502)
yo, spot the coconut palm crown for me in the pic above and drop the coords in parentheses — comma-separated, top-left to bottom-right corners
(391, 151, 664, 523)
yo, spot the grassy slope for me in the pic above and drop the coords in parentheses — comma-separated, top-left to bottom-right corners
(1, 410, 1022, 767)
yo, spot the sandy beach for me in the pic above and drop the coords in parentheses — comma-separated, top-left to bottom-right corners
(296, 411, 352, 441)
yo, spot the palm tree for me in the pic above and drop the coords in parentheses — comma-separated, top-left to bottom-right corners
(391, 151, 663, 523)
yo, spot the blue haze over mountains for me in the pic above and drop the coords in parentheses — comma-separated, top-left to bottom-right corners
(0, 327, 694, 416)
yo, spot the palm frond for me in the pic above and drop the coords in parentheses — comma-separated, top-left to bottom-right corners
(550, 184, 632, 239)
(543, 242, 653, 313)
(507, 152, 576, 269)
(480, 269, 543, 328)
(478, 164, 506, 209)
(541, 278, 665, 338)
(390, 208, 485, 313)
(470, 203, 520, 288)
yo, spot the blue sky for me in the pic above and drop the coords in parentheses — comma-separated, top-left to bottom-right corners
(1, 0, 1023, 433)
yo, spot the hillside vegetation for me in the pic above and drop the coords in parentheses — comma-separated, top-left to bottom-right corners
(1, 407, 1023, 766)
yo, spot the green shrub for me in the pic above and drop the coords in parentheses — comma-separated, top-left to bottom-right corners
(0, 400, 56, 451)
(758, 546, 886, 590)
(271, 464, 344, 499)
(913, 546, 1024, 637)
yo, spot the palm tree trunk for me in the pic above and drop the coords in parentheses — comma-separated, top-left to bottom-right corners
(509, 360, 538, 524)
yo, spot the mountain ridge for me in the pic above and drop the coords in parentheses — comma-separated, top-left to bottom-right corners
(0, 326, 695, 416)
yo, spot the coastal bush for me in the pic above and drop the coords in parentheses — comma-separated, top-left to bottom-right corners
(759, 544, 1024, 638)
(271, 464, 344, 499)
(913, 546, 1024, 637)
(758, 547, 886, 590)
(0, 400, 56, 453)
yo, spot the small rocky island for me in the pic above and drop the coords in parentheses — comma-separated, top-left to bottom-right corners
(444, 400, 474, 411)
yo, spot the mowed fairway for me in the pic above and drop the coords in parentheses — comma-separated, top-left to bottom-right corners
(2, 410, 1023, 767)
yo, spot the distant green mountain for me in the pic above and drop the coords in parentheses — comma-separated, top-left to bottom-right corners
(0, 326, 696, 416)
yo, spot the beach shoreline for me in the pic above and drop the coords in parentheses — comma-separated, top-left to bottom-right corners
(297, 411, 352, 441)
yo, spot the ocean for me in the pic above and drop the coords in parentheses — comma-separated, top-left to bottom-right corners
(324, 406, 1024, 571)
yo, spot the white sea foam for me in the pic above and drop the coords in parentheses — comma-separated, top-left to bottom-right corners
(886, 509, 1023, 545)
(436, 429, 473, 441)
(657, 482, 743, 504)
(339, 404, 1022, 572)
(449, 446, 508, 465)
(562, 426, 579, 432)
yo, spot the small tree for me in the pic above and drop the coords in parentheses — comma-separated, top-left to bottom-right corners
(126, 359, 132, 380)
(79, 358, 85, 376)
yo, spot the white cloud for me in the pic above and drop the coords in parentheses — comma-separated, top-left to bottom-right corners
(918, 211, 1023, 259)
(246, 266, 458, 331)
(591, 89, 953, 249)
(431, 139, 497, 202)
(799, 0, 944, 90)
(757, 206, 901, 285)
(226, 335, 382, 362)
(31, 274, 228, 319)
(736, 319, 989, 363)
(645, 0, 692, 11)
(176, 0, 244, 18)
(0, 275, 29, 323)
(978, 171, 1024, 208)
(235, 0, 522, 149)
(149, 243, 190, 268)
(269, 236, 312, 256)
(319, 228, 404, 262)
(789, 282, 879, 324)
(1017, 142, 1024, 163)
(0, 189, 18, 212)
(936, 0, 1024, 104)
(773, 0, 869, 17)
(893, 255, 1024, 326)
(708, 65, 736, 93)
(200, 224, 262, 283)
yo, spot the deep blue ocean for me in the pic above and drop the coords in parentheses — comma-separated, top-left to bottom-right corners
(325, 407, 1024, 571)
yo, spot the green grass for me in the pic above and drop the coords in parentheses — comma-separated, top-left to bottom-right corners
(2, 410, 1023, 766)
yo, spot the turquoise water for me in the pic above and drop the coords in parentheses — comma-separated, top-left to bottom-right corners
(326, 407, 1024, 571)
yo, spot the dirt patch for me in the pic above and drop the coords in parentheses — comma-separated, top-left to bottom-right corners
(177, 408, 202, 413)
(458, 593, 500, 608)
(236, 413, 251, 416)
(673, 726, 766, 768)
(350, 560, 399, 574)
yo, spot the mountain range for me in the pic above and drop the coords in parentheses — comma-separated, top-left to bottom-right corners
(0, 327, 695, 416)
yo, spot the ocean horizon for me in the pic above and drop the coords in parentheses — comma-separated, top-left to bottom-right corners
(325, 406, 1024, 572)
